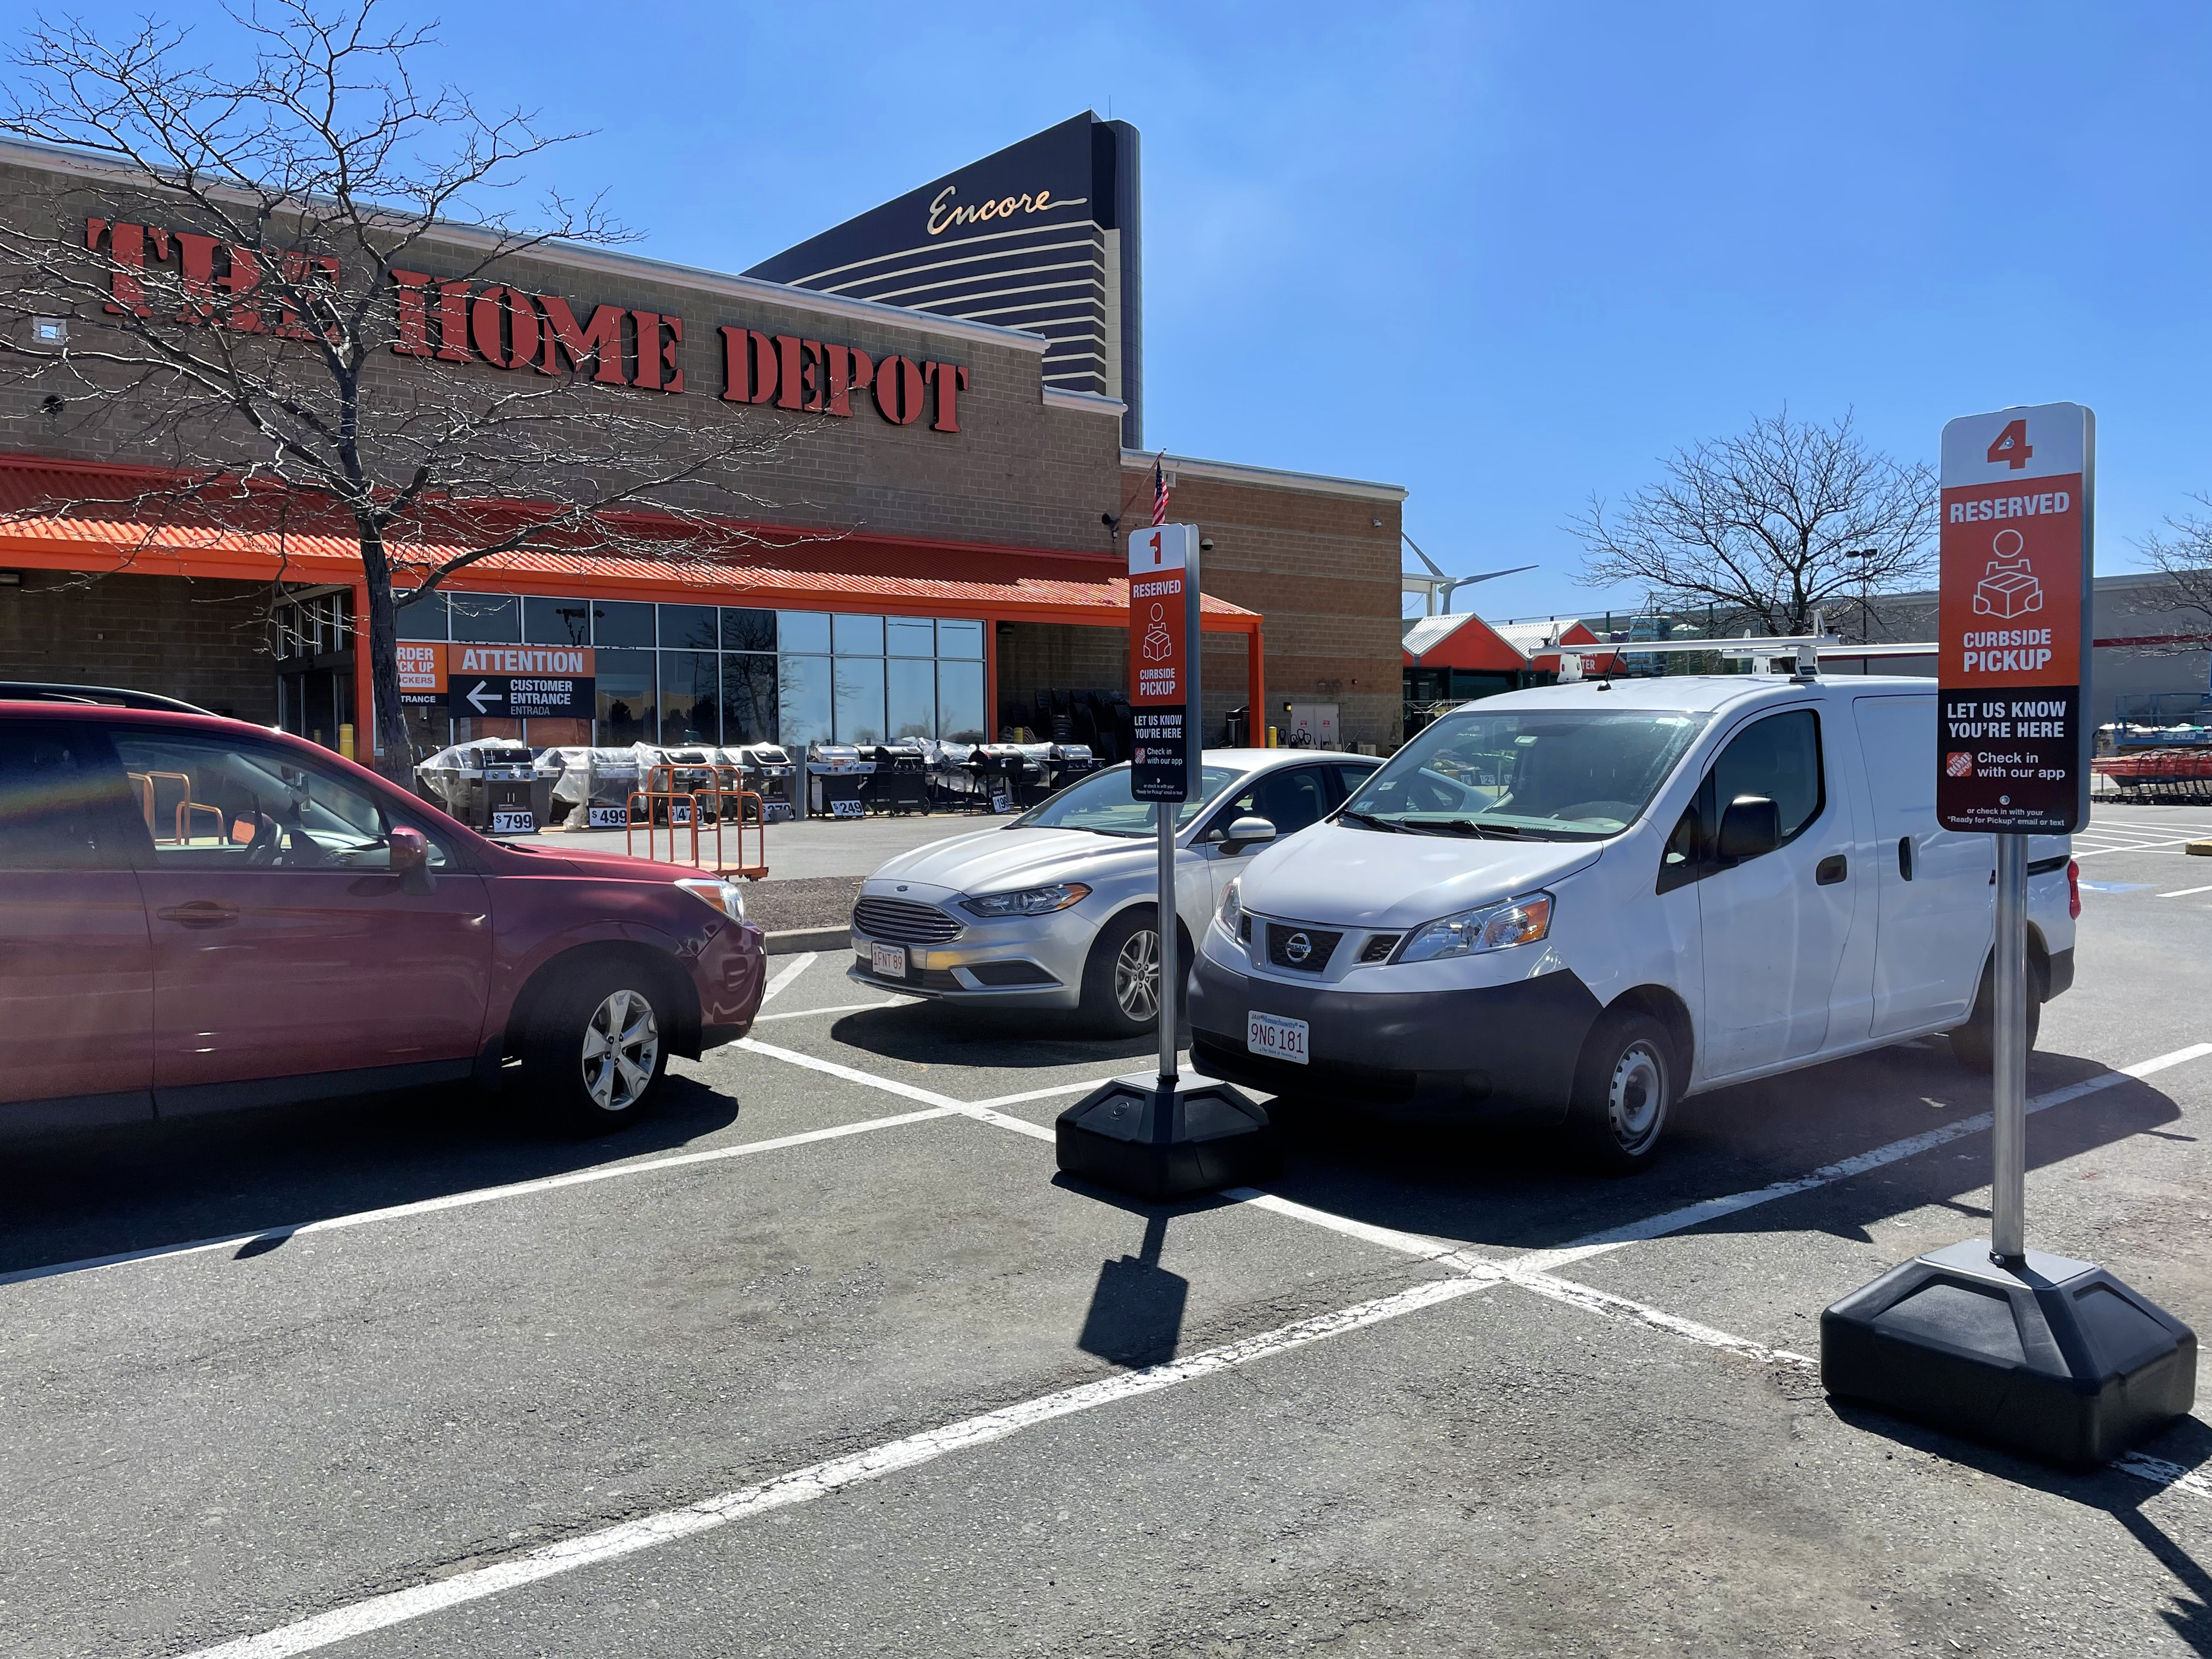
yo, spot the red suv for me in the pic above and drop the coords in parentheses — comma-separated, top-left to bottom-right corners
(0, 702, 765, 1137)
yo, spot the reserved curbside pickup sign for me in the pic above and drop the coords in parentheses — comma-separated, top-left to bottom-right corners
(1936, 402, 2095, 834)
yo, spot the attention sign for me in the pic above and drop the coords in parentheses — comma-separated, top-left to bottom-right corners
(1128, 524, 1201, 802)
(397, 642, 596, 718)
(1936, 402, 2095, 833)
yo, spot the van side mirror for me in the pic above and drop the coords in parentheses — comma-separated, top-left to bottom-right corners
(390, 825, 433, 893)
(1224, 815, 1278, 853)
(1717, 794, 1781, 861)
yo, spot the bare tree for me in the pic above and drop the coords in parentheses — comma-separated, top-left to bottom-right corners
(2130, 496, 2212, 655)
(1570, 410, 1937, 636)
(0, 1, 789, 778)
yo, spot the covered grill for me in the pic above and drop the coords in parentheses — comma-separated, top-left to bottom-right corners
(415, 738, 552, 834)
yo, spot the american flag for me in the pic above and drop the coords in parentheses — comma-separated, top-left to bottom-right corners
(1151, 453, 1169, 526)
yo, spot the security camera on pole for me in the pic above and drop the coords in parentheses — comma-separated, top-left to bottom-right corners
(1820, 402, 2196, 1468)
(1054, 523, 1278, 1200)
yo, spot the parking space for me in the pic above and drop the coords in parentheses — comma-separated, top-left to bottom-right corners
(7, 805, 2212, 1657)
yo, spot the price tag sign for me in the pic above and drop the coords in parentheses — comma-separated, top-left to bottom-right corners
(1936, 403, 2095, 833)
(1129, 523, 1201, 803)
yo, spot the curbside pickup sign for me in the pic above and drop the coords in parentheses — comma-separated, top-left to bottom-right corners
(1128, 523, 1201, 803)
(1937, 402, 2095, 834)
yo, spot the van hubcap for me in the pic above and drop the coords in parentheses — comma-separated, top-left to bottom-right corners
(1114, 929, 1160, 1022)
(581, 989, 659, 1112)
(1607, 1041, 1666, 1153)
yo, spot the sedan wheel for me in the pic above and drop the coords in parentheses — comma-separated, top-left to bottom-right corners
(1114, 927, 1161, 1023)
(1081, 909, 1176, 1037)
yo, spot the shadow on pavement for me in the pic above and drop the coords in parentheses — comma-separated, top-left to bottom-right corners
(823, 1002, 1164, 1074)
(0, 1070, 741, 1280)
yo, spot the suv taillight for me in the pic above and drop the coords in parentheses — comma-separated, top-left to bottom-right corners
(2067, 858, 2081, 919)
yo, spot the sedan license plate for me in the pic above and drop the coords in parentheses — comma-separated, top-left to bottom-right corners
(872, 942, 908, 979)
(490, 809, 535, 834)
(1247, 1012, 1309, 1065)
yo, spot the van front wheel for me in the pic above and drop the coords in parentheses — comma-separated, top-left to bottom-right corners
(1567, 1011, 1675, 1174)
(1948, 958, 2044, 1072)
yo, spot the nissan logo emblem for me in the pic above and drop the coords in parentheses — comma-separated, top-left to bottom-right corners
(1284, 931, 1312, 963)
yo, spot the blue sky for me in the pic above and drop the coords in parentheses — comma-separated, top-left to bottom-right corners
(58, 1, 2212, 620)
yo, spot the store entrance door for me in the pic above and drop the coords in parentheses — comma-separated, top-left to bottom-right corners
(276, 665, 354, 754)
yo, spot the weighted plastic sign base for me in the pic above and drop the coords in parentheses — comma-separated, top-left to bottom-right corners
(1054, 1074, 1278, 1203)
(1821, 1240, 2196, 1470)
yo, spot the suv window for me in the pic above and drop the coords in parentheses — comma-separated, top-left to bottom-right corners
(1206, 765, 1331, 839)
(109, 730, 455, 871)
(0, 722, 115, 869)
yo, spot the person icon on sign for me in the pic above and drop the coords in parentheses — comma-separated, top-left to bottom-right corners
(1973, 528, 2045, 619)
(1141, 601, 1173, 663)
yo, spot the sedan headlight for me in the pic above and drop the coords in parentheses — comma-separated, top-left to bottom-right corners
(675, 876, 747, 923)
(1396, 891, 1553, 963)
(960, 882, 1092, 918)
(1217, 876, 1242, 938)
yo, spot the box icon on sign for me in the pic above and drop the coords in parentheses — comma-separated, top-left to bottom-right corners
(1973, 531, 2045, 619)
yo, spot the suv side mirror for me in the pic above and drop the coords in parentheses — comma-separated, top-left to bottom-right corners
(1224, 815, 1278, 853)
(390, 825, 433, 893)
(1717, 794, 1781, 861)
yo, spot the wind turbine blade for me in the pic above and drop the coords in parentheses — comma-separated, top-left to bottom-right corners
(1401, 532, 1446, 579)
(1440, 564, 1538, 589)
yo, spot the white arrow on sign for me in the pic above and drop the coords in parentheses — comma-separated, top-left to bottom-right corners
(466, 679, 498, 714)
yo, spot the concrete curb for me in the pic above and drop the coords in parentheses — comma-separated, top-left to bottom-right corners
(766, 926, 850, 956)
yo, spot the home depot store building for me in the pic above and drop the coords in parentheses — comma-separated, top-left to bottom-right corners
(0, 137, 1407, 763)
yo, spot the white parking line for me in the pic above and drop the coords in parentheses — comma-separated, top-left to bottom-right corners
(2158, 885, 2212, 899)
(758, 952, 819, 1007)
(176, 1273, 1503, 1659)
(734, 1037, 1056, 1142)
(2074, 837, 2208, 859)
(753, 1000, 910, 1022)
(0, 1105, 961, 1292)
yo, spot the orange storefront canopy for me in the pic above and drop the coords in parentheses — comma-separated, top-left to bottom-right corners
(0, 454, 1260, 633)
(1401, 611, 1528, 672)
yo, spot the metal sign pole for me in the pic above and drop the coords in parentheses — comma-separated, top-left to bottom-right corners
(1990, 832, 2028, 1266)
(1156, 800, 1178, 1088)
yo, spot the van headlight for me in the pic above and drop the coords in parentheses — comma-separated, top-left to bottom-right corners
(1396, 891, 1553, 963)
(960, 882, 1091, 918)
(1217, 876, 1242, 938)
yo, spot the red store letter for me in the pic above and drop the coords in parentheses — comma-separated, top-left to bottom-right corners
(389, 270, 434, 355)
(721, 327, 779, 404)
(658, 314, 684, 394)
(91, 219, 150, 317)
(217, 246, 264, 333)
(173, 233, 221, 324)
(823, 343, 874, 416)
(872, 356, 926, 425)
(540, 296, 628, 383)
(434, 281, 472, 362)
(921, 359, 968, 432)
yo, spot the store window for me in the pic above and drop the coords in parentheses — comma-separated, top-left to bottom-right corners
(938, 660, 986, 743)
(596, 648, 654, 745)
(887, 657, 935, 740)
(660, 605, 719, 652)
(779, 654, 832, 748)
(721, 609, 776, 653)
(885, 616, 935, 657)
(396, 591, 448, 641)
(592, 600, 656, 648)
(938, 619, 984, 659)
(777, 611, 831, 653)
(833, 656, 886, 744)
(448, 594, 520, 644)
(832, 613, 884, 657)
(659, 651, 719, 745)
(524, 596, 592, 646)
(721, 655, 778, 744)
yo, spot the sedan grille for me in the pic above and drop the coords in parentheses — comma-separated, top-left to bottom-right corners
(1263, 922, 1342, 974)
(853, 895, 962, 945)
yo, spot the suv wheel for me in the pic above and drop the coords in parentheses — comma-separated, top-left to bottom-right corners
(1566, 1011, 1675, 1174)
(523, 961, 671, 1132)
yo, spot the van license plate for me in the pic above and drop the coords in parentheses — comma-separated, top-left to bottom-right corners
(1247, 1012, 1309, 1064)
(872, 943, 907, 979)
(490, 809, 535, 834)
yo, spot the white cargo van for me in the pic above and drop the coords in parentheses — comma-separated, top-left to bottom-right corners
(1189, 673, 2078, 1170)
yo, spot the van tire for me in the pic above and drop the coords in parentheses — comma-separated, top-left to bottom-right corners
(1567, 1011, 1675, 1174)
(521, 958, 672, 1133)
(1948, 958, 2044, 1072)
(1081, 907, 1170, 1037)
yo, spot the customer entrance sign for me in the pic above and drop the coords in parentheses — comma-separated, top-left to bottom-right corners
(1936, 402, 2095, 834)
(1128, 523, 1200, 803)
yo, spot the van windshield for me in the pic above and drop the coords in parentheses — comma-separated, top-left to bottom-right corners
(1343, 710, 1707, 839)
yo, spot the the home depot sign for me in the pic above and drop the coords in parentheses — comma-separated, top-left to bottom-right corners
(84, 219, 967, 432)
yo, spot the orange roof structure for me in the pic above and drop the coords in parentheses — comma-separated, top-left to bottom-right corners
(1401, 612, 1529, 672)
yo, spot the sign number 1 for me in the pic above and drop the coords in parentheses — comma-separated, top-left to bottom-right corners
(1149, 531, 1163, 565)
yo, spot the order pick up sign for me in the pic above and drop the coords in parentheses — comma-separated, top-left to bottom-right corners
(1936, 402, 2095, 834)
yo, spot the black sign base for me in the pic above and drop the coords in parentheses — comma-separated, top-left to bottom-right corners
(1821, 1239, 2196, 1469)
(1054, 1074, 1278, 1202)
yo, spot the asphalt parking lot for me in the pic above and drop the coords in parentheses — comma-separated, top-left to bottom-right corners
(8, 801, 2212, 1658)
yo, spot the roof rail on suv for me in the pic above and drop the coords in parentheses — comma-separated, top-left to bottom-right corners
(0, 681, 214, 715)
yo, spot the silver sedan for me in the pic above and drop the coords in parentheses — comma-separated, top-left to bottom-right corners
(847, 748, 1380, 1032)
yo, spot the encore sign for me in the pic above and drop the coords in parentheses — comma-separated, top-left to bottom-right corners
(1936, 402, 2096, 834)
(1128, 523, 1201, 803)
(83, 219, 968, 432)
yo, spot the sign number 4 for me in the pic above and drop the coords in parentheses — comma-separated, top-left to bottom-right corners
(1987, 417, 2033, 471)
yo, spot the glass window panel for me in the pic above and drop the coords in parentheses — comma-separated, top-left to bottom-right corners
(721, 654, 779, 745)
(777, 610, 831, 653)
(778, 655, 832, 749)
(523, 595, 592, 646)
(595, 648, 654, 746)
(887, 657, 935, 740)
(832, 613, 884, 656)
(658, 650, 719, 745)
(527, 717, 591, 748)
(721, 608, 776, 653)
(447, 593, 520, 644)
(659, 604, 720, 651)
(591, 600, 656, 647)
(395, 590, 449, 641)
(885, 616, 935, 658)
(936, 618, 984, 659)
(832, 656, 885, 744)
(936, 659, 986, 743)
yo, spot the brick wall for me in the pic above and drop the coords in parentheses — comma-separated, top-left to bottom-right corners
(1122, 463, 1404, 747)
(997, 620, 1257, 744)
(0, 569, 278, 720)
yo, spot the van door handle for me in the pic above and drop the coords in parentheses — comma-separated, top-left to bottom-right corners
(1816, 854, 1848, 885)
(1898, 836, 1914, 881)
(157, 901, 239, 926)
